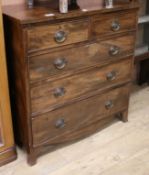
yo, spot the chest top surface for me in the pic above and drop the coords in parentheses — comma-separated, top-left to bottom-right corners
(2, 0, 139, 25)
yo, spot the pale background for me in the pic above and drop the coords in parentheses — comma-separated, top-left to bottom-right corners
(2, 0, 24, 5)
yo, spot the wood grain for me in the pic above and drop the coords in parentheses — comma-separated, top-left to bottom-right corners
(31, 58, 132, 115)
(3, 12, 32, 154)
(27, 19, 89, 52)
(29, 33, 135, 83)
(32, 85, 130, 146)
(92, 10, 137, 37)
(3, 0, 139, 165)
(2, 1, 139, 25)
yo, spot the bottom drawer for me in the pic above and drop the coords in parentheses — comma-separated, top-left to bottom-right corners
(32, 85, 130, 147)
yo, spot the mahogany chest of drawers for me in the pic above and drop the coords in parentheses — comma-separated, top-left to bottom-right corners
(3, 0, 139, 165)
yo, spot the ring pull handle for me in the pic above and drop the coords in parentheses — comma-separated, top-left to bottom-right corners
(105, 100, 114, 110)
(55, 119, 65, 129)
(53, 87, 66, 98)
(106, 71, 117, 81)
(54, 31, 67, 43)
(54, 58, 67, 70)
(111, 21, 121, 32)
(109, 46, 120, 56)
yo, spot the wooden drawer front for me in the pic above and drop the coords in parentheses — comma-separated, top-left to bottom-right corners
(92, 11, 137, 37)
(29, 34, 135, 82)
(27, 19, 89, 52)
(32, 85, 130, 146)
(31, 58, 132, 115)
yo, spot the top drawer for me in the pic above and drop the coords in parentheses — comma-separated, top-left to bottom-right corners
(27, 19, 89, 52)
(92, 11, 137, 38)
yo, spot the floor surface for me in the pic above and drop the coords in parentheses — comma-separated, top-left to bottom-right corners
(0, 85, 149, 175)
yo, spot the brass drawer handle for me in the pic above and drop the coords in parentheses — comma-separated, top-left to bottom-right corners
(54, 31, 67, 43)
(111, 21, 121, 32)
(109, 46, 120, 56)
(106, 71, 116, 81)
(105, 100, 114, 110)
(53, 87, 66, 98)
(55, 119, 65, 129)
(54, 58, 67, 70)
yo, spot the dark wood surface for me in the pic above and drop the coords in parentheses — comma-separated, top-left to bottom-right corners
(3, 0, 139, 165)
(3, 11, 33, 154)
(92, 10, 137, 37)
(27, 19, 89, 52)
(32, 85, 130, 146)
(2, 0, 139, 24)
(29, 33, 135, 83)
(31, 58, 132, 115)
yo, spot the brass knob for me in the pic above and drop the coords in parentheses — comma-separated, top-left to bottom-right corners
(55, 119, 65, 129)
(111, 21, 120, 31)
(53, 87, 66, 98)
(109, 46, 120, 56)
(54, 58, 67, 70)
(105, 100, 114, 110)
(54, 31, 67, 43)
(106, 71, 116, 81)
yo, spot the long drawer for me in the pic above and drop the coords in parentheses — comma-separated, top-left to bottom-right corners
(32, 85, 130, 147)
(27, 19, 89, 52)
(31, 58, 132, 115)
(92, 10, 137, 38)
(29, 33, 135, 82)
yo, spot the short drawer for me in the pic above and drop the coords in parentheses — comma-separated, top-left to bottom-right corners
(31, 58, 132, 115)
(27, 19, 89, 52)
(32, 85, 130, 146)
(29, 33, 135, 82)
(92, 10, 137, 37)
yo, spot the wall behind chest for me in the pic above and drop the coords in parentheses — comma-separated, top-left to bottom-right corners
(2, 0, 24, 5)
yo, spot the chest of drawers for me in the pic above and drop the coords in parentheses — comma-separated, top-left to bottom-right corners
(3, 0, 139, 165)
